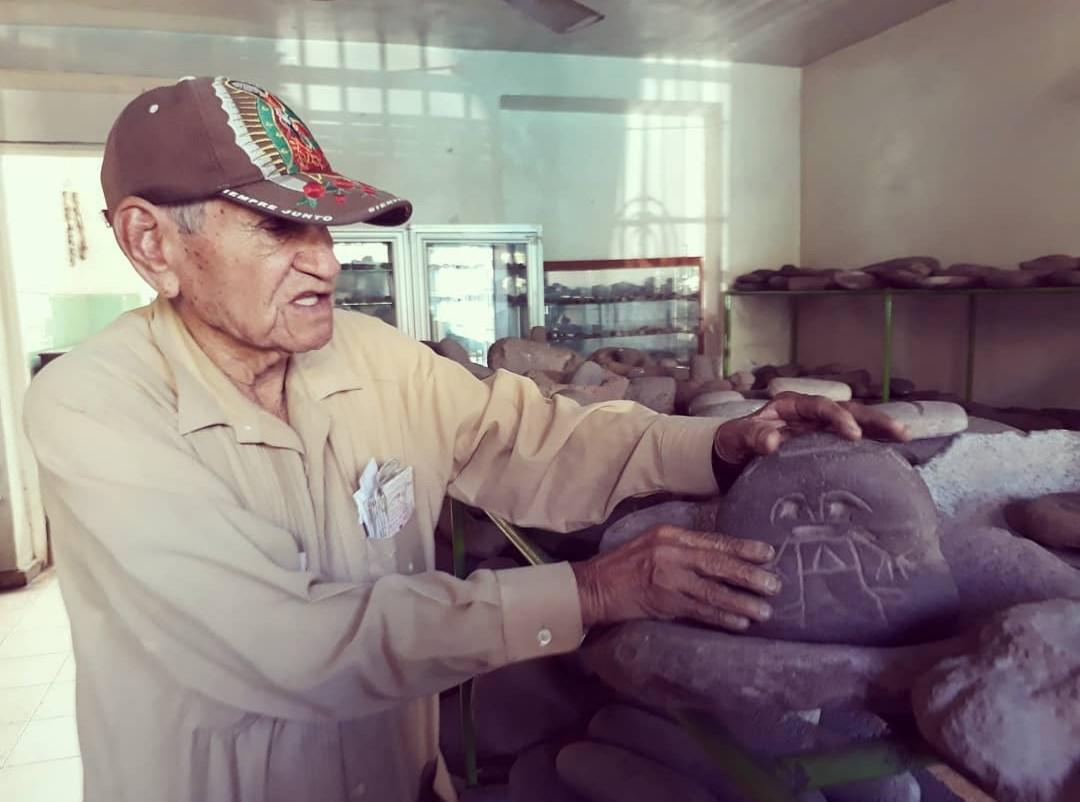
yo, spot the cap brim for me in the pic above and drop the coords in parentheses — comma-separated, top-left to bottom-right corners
(220, 172, 412, 227)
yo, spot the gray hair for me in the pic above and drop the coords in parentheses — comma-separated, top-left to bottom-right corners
(161, 200, 207, 235)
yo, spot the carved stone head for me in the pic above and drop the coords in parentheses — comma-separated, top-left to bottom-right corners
(716, 434, 958, 646)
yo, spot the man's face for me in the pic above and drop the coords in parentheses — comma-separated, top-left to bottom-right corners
(170, 200, 341, 355)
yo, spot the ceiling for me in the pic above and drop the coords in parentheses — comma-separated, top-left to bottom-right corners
(0, 0, 952, 67)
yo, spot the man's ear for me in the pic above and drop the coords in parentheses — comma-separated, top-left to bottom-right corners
(111, 197, 183, 298)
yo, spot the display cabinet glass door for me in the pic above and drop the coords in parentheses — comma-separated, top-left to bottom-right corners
(332, 236, 403, 328)
(412, 227, 543, 365)
(544, 257, 703, 364)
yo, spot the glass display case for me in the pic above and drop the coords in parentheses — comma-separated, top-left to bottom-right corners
(543, 257, 704, 363)
(330, 229, 412, 329)
(410, 225, 544, 364)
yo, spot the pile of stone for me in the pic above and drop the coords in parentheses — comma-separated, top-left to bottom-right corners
(429, 332, 913, 419)
(429, 333, 1080, 444)
(734, 254, 1080, 292)
(445, 430, 1080, 802)
(426, 328, 734, 415)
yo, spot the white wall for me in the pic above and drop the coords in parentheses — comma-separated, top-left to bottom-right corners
(801, 0, 1080, 408)
(0, 25, 802, 357)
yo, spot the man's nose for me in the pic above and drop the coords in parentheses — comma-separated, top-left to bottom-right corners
(294, 227, 341, 280)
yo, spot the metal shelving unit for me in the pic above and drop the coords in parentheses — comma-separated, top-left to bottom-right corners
(722, 285, 1080, 403)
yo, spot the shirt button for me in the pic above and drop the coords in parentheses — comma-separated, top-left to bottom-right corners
(537, 628, 552, 647)
(406, 561, 414, 573)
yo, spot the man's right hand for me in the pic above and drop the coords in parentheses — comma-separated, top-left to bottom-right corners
(570, 525, 782, 632)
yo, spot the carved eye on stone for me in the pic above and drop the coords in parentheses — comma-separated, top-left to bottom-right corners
(820, 490, 873, 523)
(771, 493, 814, 525)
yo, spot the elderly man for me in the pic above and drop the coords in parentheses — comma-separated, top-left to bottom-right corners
(24, 77, 904, 802)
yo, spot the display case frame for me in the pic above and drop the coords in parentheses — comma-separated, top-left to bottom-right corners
(543, 256, 705, 363)
(408, 224, 544, 348)
(329, 227, 418, 333)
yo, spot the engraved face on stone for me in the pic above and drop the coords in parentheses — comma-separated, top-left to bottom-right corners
(716, 434, 959, 646)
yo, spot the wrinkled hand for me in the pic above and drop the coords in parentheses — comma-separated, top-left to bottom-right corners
(571, 525, 781, 631)
(713, 392, 909, 467)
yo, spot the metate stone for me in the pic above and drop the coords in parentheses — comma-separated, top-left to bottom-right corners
(716, 434, 959, 646)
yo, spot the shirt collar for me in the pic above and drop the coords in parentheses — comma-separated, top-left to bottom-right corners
(148, 298, 365, 445)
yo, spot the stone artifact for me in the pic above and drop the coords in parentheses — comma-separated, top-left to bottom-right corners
(918, 274, 980, 289)
(1019, 253, 1079, 273)
(581, 619, 965, 719)
(509, 744, 587, 802)
(913, 599, 1080, 802)
(488, 337, 583, 376)
(588, 347, 650, 376)
(569, 360, 616, 387)
(862, 256, 940, 279)
(785, 274, 835, 292)
(938, 524, 1080, 625)
(984, 268, 1040, 289)
(625, 376, 676, 414)
(599, 499, 723, 553)
(587, 704, 829, 802)
(886, 377, 916, 397)
(888, 435, 956, 467)
(752, 363, 798, 390)
(717, 435, 958, 646)
(523, 369, 568, 398)
(435, 336, 470, 364)
(872, 401, 969, 440)
(690, 354, 718, 382)
(662, 362, 690, 382)
(556, 741, 719, 802)
(728, 370, 756, 393)
(808, 369, 872, 399)
(832, 270, 881, 291)
(1046, 269, 1080, 287)
(940, 263, 998, 280)
(1005, 492, 1080, 549)
(459, 785, 510, 802)
(688, 390, 745, 417)
(556, 376, 629, 406)
(695, 399, 767, 422)
(768, 377, 852, 402)
(677, 378, 735, 411)
(471, 658, 597, 758)
(432, 337, 493, 379)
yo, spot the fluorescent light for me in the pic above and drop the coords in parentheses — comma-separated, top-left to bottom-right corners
(502, 0, 605, 34)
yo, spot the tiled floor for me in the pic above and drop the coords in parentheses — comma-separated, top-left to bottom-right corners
(0, 570, 82, 802)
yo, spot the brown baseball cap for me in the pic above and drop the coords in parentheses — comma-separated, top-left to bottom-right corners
(101, 76, 412, 227)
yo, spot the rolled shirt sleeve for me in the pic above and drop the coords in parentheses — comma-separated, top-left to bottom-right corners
(408, 343, 721, 532)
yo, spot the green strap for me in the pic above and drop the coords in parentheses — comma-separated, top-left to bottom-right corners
(449, 501, 479, 788)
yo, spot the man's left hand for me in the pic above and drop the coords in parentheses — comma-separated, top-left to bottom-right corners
(713, 391, 909, 467)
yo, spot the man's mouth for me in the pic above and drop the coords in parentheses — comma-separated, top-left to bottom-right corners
(292, 292, 330, 308)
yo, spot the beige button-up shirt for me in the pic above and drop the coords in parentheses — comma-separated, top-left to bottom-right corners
(25, 297, 721, 802)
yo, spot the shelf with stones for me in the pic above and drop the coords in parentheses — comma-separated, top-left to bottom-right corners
(732, 254, 1080, 293)
(549, 326, 698, 342)
(545, 293, 702, 306)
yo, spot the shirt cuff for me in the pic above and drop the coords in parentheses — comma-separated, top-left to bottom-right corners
(494, 562, 584, 663)
(657, 417, 723, 496)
